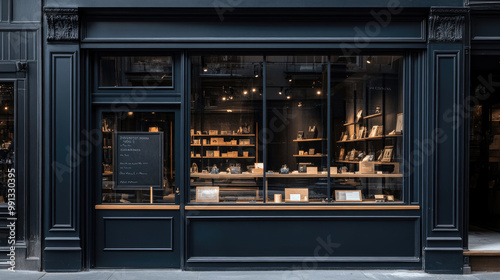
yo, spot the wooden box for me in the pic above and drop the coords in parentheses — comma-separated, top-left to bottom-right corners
(285, 188, 309, 202)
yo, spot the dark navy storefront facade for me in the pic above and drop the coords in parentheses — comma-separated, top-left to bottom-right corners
(3, 0, 500, 274)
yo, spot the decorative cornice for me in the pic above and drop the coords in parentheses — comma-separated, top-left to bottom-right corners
(45, 8, 79, 42)
(428, 8, 467, 42)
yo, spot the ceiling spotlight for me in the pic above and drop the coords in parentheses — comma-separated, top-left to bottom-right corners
(229, 95, 234, 100)
(243, 90, 248, 95)
(286, 95, 291, 100)
(227, 109, 233, 113)
(203, 67, 208, 72)
(4, 106, 8, 110)
(128, 112, 134, 116)
(255, 74, 259, 78)
(317, 90, 322, 95)
(278, 87, 283, 95)
(366, 56, 372, 64)
(252, 88, 257, 93)
(222, 96, 227, 101)
(298, 102, 303, 107)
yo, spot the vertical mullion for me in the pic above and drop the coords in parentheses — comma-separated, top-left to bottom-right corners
(327, 56, 331, 203)
(262, 56, 267, 203)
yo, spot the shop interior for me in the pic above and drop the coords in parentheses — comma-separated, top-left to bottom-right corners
(469, 54, 500, 251)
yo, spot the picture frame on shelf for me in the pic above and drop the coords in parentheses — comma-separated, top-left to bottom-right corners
(339, 148, 345, 160)
(308, 148, 315, 155)
(239, 139, 251, 145)
(209, 130, 218, 135)
(369, 125, 379, 138)
(356, 109, 363, 123)
(381, 146, 394, 162)
(342, 133, 348, 142)
(335, 190, 362, 202)
(297, 131, 304, 140)
(358, 127, 365, 139)
(395, 113, 403, 134)
(196, 186, 220, 203)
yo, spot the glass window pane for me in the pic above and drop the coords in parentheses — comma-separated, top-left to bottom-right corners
(101, 112, 176, 204)
(331, 55, 404, 203)
(190, 55, 264, 203)
(0, 82, 14, 204)
(99, 56, 173, 87)
(266, 56, 328, 203)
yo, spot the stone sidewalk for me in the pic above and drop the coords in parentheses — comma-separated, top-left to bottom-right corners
(2, 270, 500, 280)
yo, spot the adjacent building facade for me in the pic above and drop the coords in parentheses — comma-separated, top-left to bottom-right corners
(2, 0, 500, 274)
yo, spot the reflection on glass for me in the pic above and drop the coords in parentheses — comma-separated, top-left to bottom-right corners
(101, 112, 175, 204)
(190, 55, 264, 203)
(99, 56, 173, 87)
(0, 83, 14, 205)
(265, 56, 328, 203)
(331, 55, 404, 203)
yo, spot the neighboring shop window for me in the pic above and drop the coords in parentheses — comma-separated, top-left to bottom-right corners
(99, 56, 173, 88)
(190, 55, 264, 203)
(101, 112, 175, 204)
(0, 82, 14, 205)
(189, 54, 405, 204)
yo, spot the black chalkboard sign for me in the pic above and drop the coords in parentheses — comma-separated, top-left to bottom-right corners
(114, 132, 163, 190)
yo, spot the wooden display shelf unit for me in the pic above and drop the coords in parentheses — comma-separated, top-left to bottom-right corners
(190, 172, 403, 179)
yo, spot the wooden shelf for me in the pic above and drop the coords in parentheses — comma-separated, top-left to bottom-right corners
(191, 144, 255, 147)
(364, 113, 383, 119)
(191, 156, 255, 159)
(293, 138, 327, 142)
(337, 160, 399, 165)
(343, 122, 357, 126)
(191, 173, 263, 179)
(185, 205, 419, 210)
(190, 172, 402, 179)
(293, 154, 327, 157)
(191, 134, 255, 137)
(336, 136, 384, 143)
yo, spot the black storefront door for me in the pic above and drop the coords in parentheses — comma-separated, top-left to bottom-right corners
(93, 108, 181, 268)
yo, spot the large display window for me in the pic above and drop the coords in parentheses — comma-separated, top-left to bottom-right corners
(189, 54, 405, 204)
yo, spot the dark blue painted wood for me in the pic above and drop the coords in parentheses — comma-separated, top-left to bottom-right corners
(44, 0, 463, 8)
(186, 212, 420, 266)
(423, 43, 465, 274)
(95, 210, 180, 268)
(43, 44, 82, 271)
(83, 17, 425, 43)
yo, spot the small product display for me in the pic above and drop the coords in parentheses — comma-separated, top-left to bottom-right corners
(210, 164, 220, 174)
(280, 164, 290, 174)
(381, 146, 393, 162)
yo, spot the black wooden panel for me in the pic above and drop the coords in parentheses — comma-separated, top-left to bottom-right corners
(95, 210, 180, 268)
(103, 217, 172, 250)
(472, 16, 500, 41)
(187, 216, 419, 260)
(434, 53, 459, 231)
(51, 54, 75, 230)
